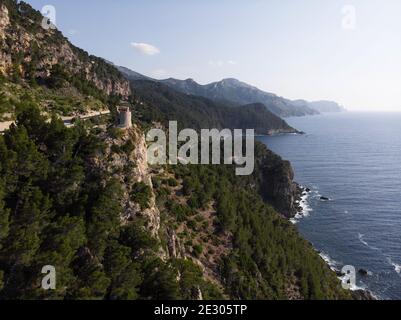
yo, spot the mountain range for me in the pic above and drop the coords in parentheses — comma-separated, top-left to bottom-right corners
(117, 67, 346, 118)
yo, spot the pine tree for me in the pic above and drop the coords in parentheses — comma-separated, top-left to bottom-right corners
(0, 181, 9, 292)
(87, 179, 123, 259)
(0, 181, 10, 250)
(3, 185, 51, 267)
(32, 216, 87, 299)
(103, 241, 142, 300)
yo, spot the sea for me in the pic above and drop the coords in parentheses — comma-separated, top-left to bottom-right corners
(257, 112, 401, 300)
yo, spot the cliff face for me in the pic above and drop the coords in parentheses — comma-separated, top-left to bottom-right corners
(261, 159, 301, 218)
(92, 126, 162, 240)
(0, 2, 130, 97)
(0, 3, 9, 39)
(0, 4, 11, 74)
(252, 143, 301, 218)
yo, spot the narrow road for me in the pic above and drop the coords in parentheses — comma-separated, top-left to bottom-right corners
(0, 110, 111, 133)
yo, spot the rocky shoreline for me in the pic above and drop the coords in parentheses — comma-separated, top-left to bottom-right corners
(292, 186, 377, 300)
(351, 289, 377, 300)
(292, 184, 308, 218)
(253, 143, 377, 300)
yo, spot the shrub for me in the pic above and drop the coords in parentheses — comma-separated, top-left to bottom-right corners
(186, 220, 197, 230)
(130, 182, 152, 209)
(192, 244, 203, 258)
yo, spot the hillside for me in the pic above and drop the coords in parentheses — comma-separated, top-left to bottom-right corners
(131, 80, 298, 134)
(116, 66, 155, 82)
(0, 0, 352, 300)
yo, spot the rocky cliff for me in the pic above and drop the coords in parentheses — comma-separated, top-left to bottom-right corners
(93, 126, 162, 240)
(251, 143, 302, 218)
(262, 160, 302, 219)
(0, 1, 130, 97)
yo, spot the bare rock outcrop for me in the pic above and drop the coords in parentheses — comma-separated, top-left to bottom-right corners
(0, 4, 10, 39)
(166, 228, 186, 259)
(91, 126, 162, 242)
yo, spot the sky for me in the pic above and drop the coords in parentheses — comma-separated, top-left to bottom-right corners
(27, 0, 401, 111)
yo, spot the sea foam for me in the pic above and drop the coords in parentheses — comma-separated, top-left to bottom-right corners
(387, 258, 401, 275)
(290, 187, 314, 224)
(358, 233, 380, 251)
(319, 251, 367, 292)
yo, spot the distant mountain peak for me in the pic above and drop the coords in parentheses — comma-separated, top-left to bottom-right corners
(217, 78, 251, 88)
(221, 78, 240, 84)
(182, 78, 198, 85)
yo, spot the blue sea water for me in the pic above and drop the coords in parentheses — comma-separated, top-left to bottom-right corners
(257, 112, 401, 300)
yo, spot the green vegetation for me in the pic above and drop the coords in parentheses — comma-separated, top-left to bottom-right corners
(130, 182, 152, 210)
(0, 93, 13, 120)
(0, 76, 110, 118)
(0, 104, 220, 299)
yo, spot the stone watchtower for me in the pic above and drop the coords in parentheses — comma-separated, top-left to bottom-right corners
(117, 105, 132, 129)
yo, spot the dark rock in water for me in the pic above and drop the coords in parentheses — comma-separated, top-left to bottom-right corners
(305, 188, 311, 193)
(351, 290, 376, 300)
(358, 269, 369, 276)
(320, 196, 330, 201)
(336, 270, 346, 277)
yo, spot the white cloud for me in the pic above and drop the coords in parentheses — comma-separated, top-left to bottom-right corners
(131, 42, 160, 56)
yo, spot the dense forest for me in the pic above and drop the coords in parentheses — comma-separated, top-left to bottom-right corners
(0, 100, 223, 299)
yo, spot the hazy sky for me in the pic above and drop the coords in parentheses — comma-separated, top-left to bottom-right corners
(28, 0, 401, 111)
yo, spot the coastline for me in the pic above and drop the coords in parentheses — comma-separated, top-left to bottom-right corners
(290, 185, 378, 300)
